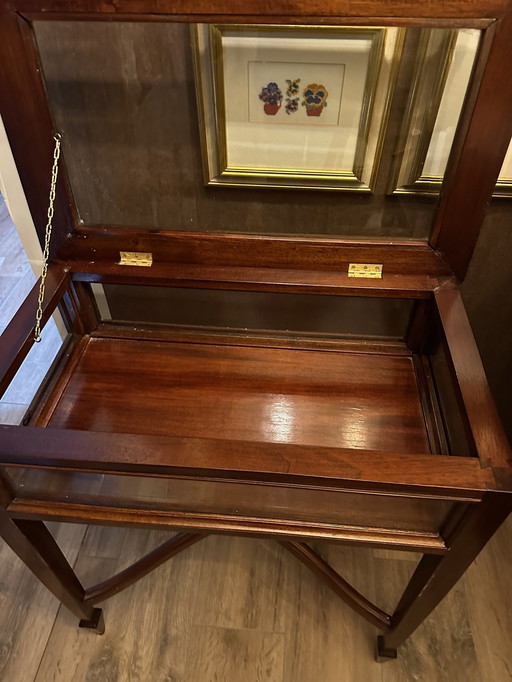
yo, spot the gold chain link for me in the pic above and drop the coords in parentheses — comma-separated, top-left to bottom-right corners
(34, 133, 61, 343)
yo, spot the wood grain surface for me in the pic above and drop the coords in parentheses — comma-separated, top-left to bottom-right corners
(436, 283, 512, 475)
(46, 337, 430, 453)
(12, 0, 512, 20)
(434, 10, 512, 279)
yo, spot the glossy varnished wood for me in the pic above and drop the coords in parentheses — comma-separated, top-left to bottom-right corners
(44, 337, 431, 452)
(0, 505, 101, 628)
(0, 4, 73, 251)
(435, 283, 512, 477)
(60, 229, 450, 277)
(69, 261, 442, 299)
(92, 322, 413, 354)
(433, 11, 512, 279)
(10, 0, 512, 20)
(0, 425, 492, 494)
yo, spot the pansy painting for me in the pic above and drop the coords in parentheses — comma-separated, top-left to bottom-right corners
(258, 78, 331, 119)
(194, 23, 394, 190)
(285, 78, 300, 115)
(302, 84, 329, 116)
(257, 76, 332, 120)
(259, 82, 283, 115)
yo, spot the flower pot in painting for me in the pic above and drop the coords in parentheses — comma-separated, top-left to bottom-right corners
(306, 106, 324, 117)
(302, 83, 329, 118)
(259, 82, 283, 116)
(264, 103, 281, 115)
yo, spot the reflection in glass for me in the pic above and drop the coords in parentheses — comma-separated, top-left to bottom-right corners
(389, 28, 481, 194)
(194, 24, 404, 192)
(33, 21, 481, 239)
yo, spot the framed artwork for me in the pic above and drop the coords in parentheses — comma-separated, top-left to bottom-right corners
(388, 28, 482, 195)
(193, 25, 404, 192)
(495, 140, 512, 197)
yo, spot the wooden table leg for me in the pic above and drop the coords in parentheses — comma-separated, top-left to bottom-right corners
(0, 513, 104, 633)
(377, 493, 512, 659)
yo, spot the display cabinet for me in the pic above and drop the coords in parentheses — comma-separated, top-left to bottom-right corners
(0, 0, 511, 660)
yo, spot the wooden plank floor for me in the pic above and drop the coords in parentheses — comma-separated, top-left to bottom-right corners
(1, 195, 512, 681)
(0, 521, 510, 681)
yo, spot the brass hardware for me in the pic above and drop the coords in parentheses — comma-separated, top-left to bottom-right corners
(34, 133, 62, 343)
(348, 263, 383, 278)
(118, 251, 153, 267)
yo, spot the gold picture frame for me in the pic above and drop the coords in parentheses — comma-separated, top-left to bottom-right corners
(388, 28, 487, 196)
(494, 140, 512, 197)
(193, 24, 404, 192)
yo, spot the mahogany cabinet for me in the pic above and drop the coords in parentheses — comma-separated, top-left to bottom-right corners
(0, 0, 511, 660)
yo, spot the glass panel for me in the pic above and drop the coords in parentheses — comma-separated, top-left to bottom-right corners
(495, 138, 512, 196)
(195, 25, 401, 191)
(3, 467, 454, 534)
(33, 21, 481, 239)
(390, 28, 480, 194)
(102, 285, 413, 338)
(0, 324, 65, 425)
(0, 197, 65, 424)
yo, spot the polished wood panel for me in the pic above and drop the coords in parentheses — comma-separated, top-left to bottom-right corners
(11, 0, 512, 20)
(46, 337, 431, 453)
(0, 4, 73, 252)
(461, 200, 512, 447)
(72, 262, 441, 299)
(435, 283, 512, 476)
(7, 499, 449, 551)
(433, 11, 512, 278)
(0, 424, 493, 493)
(61, 230, 450, 275)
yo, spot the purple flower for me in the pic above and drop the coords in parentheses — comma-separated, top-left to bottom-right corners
(259, 82, 283, 106)
(285, 98, 299, 115)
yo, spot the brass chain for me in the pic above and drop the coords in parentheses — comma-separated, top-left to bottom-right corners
(34, 133, 61, 343)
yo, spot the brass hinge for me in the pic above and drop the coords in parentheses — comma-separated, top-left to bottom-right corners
(348, 263, 383, 279)
(118, 251, 153, 267)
